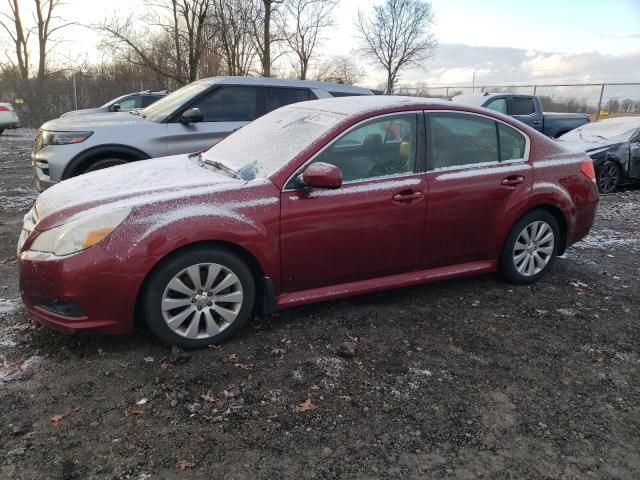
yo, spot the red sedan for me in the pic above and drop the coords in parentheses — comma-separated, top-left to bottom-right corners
(17, 97, 599, 348)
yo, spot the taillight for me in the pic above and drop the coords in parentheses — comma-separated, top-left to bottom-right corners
(0, 106, 8, 112)
(580, 159, 596, 181)
(587, 115, 592, 123)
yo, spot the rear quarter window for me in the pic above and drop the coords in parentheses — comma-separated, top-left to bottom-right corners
(329, 91, 366, 98)
(498, 123, 526, 160)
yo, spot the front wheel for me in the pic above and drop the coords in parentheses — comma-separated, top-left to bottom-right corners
(142, 246, 256, 348)
(83, 157, 128, 174)
(499, 210, 560, 284)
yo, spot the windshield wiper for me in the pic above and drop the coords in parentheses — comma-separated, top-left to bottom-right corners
(196, 152, 240, 179)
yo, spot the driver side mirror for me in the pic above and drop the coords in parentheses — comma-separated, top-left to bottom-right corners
(110, 103, 121, 112)
(180, 107, 203, 124)
(299, 162, 342, 189)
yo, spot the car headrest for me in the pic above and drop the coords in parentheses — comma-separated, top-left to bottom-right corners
(363, 134, 382, 151)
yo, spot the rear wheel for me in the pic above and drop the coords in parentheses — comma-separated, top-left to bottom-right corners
(499, 210, 559, 284)
(83, 157, 128, 173)
(142, 246, 255, 348)
(596, 160, 620, 194)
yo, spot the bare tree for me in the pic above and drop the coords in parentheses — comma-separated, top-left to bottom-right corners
(213, 0, 257, 76)
(312, 55, 364, 85)
(98, 0, 216, 85)
(251, 0, 285, 77)
(356, 0, 436, 94)
(281, 0, 337, 80)
(0, 0, 30, 78)
(33, 0, 74, 79)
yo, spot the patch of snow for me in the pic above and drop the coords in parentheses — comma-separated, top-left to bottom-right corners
(573, 227, 640, 252)
(0, 298, 20, 315)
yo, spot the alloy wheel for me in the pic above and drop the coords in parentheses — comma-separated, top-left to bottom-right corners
(161, 263, 244, 339)
(512, 221, 555, 277)
(598, 162, 619, 194)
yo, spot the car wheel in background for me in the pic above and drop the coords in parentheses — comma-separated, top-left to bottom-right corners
(83, 158, 128, 173)
(596, 160, 620, 194)
(142, 246, 256, 349)
(499, 209, 559, 284)
(0, 129, 4, 135)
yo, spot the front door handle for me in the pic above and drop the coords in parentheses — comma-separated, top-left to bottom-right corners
(392, 190, 423, 203)
(532, 120, 542, 125)
(501, 175, 525, 187)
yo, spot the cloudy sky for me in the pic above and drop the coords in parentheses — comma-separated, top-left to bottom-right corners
(2, 0, 639, 88)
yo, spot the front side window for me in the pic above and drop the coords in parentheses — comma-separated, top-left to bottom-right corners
(266, 88, 313, 112)
(309, 114, 417, 182)
(511, 97, 535, 116)
(117, 96, 138, 110)
(192, 86, 258, 122)
(498, 123, 526, 160)
(486, 98, 507, 114)
(430, 113, 499, 168)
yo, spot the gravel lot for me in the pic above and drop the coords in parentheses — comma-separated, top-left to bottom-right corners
(1, 128, 639, 479)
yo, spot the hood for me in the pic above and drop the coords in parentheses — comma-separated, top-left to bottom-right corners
(34, 154, 240, 230)
(556, 137, 624, 155)
(61, 107, 107, 118)
(41, 111, 148, 130)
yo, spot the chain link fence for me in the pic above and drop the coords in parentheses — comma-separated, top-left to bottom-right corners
(396, 82, 640, 121)
(0, 77, 168, 128)
(2, 78, 639, 127)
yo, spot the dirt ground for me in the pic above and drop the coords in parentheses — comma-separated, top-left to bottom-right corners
(1, 128, 639, 480)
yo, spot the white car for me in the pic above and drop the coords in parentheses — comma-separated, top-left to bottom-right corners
(0, 102, 20, 134)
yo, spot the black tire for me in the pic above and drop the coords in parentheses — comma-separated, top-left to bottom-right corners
(83, 157, 128, 173)
(499, 209, 560, 285)
(0, 128, 4, 135)
(596, 160, 620, 194)
(142, 246, 256, 349)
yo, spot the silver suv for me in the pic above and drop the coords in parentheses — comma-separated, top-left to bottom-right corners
(32, 77, 374, 190)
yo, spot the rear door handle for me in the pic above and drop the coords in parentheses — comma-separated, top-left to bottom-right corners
(392, 191, 423, 203)
(501, 175, 525, 187)
(532, 120, 542, 125)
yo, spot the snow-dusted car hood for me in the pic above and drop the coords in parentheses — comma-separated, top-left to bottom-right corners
(34, 154, 240, 229)
(41, 111, 148, 130)
(556, 137, 625, 154)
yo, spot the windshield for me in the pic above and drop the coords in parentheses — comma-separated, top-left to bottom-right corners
(560, 120, 639, 141)
(141, 81, 211, 122)
(100, 94, 128, 108)
(201, 106, 345, 180)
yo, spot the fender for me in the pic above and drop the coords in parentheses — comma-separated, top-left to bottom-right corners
(62, 144, 151, 179)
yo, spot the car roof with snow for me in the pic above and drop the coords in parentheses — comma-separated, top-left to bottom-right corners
(195, 76, 374, 95)
(590, 116, 640, 128)
(282, 95, 454, 116)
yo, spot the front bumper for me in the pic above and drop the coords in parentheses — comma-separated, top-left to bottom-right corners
(18, 245, 159, 335)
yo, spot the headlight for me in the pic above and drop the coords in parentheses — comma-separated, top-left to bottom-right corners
(41, 130, 93, 146)
(30, 208, 132, 256)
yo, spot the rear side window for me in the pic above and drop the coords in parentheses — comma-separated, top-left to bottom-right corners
(430, 112, 499, 168)
(511, 97, 535, 115)
(498, 123, 526, 160)
(192, 86, 258, 122)
(141, 95, 163, 108)
(266, 88, 313, 112)
(485, 98, 507, 114)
